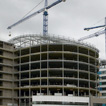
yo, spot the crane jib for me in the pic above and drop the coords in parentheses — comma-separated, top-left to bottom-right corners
(84, 25, 106, 31)
(7, 0, 65, 30)
(46, 0, 62, 9)
(7, 8, 46, 29)
(78, 30, 105, 41)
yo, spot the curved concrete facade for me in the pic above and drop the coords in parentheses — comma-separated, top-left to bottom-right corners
(12, 35, 99, 106)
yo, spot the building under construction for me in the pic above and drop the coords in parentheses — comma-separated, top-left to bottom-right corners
(98, 60, 106, 98)
(0, 41, 16, 105)
(0, 34, 102, 106)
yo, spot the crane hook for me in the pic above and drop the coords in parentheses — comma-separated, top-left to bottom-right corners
(9, 31, 11, 36)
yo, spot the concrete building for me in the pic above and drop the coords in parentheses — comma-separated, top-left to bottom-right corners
(98, 60, 106, 98)
(0, 41, 17, 106)
(1, 34, 106, 106)
(11, 34, 99, 106)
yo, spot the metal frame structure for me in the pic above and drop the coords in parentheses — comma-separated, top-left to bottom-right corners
(9, 34, 99, 52)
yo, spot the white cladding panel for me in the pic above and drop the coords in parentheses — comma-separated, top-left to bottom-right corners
(32, 96, 89, 103)
(33, 104, 88, 106)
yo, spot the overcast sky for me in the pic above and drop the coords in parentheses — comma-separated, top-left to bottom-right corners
(0, 0, 106, 59)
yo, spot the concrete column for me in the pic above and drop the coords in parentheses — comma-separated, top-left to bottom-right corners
(88, 49, 90, 96)
(73, 91, 75, 96)
(19, 38, 22, 106)
(40, 44, 41, 94)
(95, 51, 98, 97)
(47, 44, 49, 95)
(77, 46, 79, 96)
(62, 44, 64, 95)
(29, 37, 31, 106)
(12, 50, 15, 106)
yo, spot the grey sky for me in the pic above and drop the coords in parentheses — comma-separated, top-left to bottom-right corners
(0, 0, 106, 59)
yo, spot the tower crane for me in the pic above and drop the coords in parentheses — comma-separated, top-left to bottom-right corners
(7, 0, 66, 36)
(78, 29, 105, 41)
(78, 17, 106, 55)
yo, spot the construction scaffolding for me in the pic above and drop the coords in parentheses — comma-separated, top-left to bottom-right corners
(9, 34, 99, 53)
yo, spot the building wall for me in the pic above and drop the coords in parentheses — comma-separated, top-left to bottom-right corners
(14, 43, 99, 106)
(98, 60, 106, 98)
(0, 38, 100, 106)
(0, 41, 17, 106)
(90, 96, 106, 106)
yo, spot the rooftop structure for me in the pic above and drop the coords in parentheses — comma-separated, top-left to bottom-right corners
(9, 34, 99, 51)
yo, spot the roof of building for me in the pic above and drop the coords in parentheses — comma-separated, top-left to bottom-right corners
(9, 34, 99, 52)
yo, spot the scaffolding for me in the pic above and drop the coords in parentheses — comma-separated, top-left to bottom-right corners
(9, 34, 99, 53)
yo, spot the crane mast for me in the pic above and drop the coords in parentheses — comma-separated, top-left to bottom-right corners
(7, 0, 66, 36)
(43, 0, 48, 36)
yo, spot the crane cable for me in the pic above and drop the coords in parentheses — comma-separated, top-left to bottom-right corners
(88, 17, 105, 29)
(94, 17, 106, 33)
(9, 0, 44, 37)
(22, 0, 45, 19)
(92, 17, 105, 26)
(85, 17, 105, 36)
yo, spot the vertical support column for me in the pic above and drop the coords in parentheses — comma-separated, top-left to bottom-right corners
(62, 44, 64, 95)
(12, 48, 15, 106)
(95, 52, 98, 97)
(40, 44, 42, 94)
(88, 49, 90, 96)
(29, 37, 31, 106)
(77, 46, 79, 96)
(19, 38, 21, 106)
(47, 43, 49, 95)
(43, 0, 48, 36)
